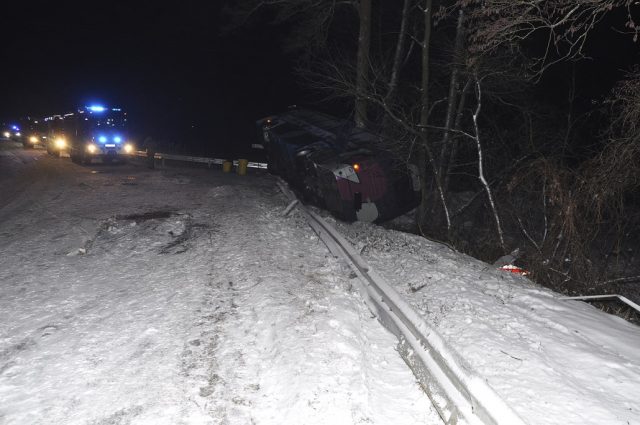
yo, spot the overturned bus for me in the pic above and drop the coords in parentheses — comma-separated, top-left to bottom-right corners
(256, 108, 420, 223)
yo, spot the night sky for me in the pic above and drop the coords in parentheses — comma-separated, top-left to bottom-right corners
(1, 2, 301, 158)
(2, 2, 639, 159)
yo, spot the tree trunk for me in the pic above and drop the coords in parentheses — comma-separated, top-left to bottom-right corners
(355, 0, 372, 128)
(387, 0, 411, 103)
(417, 0, 450, 234)
(437, 9, 465, 179)
(472, 75, 506, 252)
(380, 0, 411, 133)
(443, 78, 471, 193)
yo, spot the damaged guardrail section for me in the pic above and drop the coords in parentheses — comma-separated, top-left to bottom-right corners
(277, 180, 527, 425)
(134, 150, 268, 169)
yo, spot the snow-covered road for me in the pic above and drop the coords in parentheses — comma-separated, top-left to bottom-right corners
(2, 142, 640, 425)
(0, 144, 439, 424)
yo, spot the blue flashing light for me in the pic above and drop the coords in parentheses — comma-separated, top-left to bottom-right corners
(98, 136, 107, 143)
(114, 136, 122, 143)
(87, 105, 106, 112)
(11, 125, 19, 130)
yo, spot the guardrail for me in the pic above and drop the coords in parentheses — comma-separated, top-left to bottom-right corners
(276, 179, 527, 425)
(134, 150, 268, 170)
(561, 294, 640, 313)
(132, 148, 633, 423)
(130, 149, 527, 423)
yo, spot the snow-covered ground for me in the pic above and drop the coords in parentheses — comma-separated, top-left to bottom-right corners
(1, 142, 639, 424)
(329, 217, 640, 425)
(0, 145, 438, 424)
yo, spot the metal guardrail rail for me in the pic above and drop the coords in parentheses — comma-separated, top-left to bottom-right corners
(561, 294, 640, 313)
(134, 150, 268, 169)
(276, 180, 527, 425)
(126, 150, 635, 423)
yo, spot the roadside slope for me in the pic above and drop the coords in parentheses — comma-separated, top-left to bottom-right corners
(0, 155, 439, 424)
(331, 217, 640, 425)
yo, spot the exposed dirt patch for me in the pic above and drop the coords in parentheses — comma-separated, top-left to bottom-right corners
(115, 210, 175, 222)
(83, 210, 218, 257)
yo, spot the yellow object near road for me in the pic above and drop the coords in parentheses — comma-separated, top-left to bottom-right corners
(222, 161, 232, 173)
(237, 159, 248, 176)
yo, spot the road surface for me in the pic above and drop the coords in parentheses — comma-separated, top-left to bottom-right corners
(0, 141, 440, 424)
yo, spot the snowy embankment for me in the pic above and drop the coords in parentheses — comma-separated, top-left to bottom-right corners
(1, 144, 639, 425)
(327, 216, 640, 425)
(0, 149, 439, 424)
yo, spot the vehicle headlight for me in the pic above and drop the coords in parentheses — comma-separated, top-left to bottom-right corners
(55, 138, 66, 149)
(29, 136, 38, 143)
(86, 144, 97, 154)
(123, 143, 134, 153)
(15, 132, 21, 137)
(3, 131, 10, 138)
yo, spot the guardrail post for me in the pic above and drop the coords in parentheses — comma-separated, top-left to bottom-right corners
(237, 159, 248, 176)
(146, 149, 155, 169)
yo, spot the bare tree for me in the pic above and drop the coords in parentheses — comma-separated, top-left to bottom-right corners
(417, 0, 455, 234)
(455, 0, 639, 77)
(222, 0, 354, 55)
(355, 0, 372, 128)
(437, 8, 466, 181)
(225, 0, 379, 128)
(385, 0, 413, 105)
(471, 74, 506, 251)
(607, 65, 640, 140)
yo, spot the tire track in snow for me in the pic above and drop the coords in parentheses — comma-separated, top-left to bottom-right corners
(183, 184, 440, 424)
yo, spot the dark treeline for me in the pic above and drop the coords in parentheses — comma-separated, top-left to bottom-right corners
(225, 0, 640, 320)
